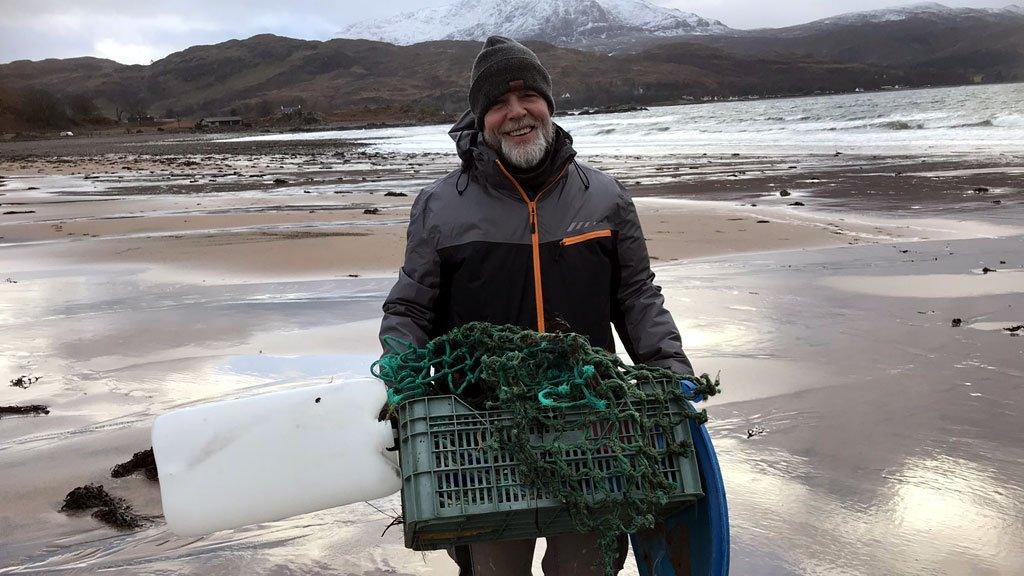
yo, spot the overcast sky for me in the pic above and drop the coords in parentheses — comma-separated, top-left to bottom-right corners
(0, 0, 1015, 65)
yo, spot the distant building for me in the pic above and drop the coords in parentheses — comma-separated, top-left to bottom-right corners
(197, 116, 243, 127)
(280, 105, 302, 114)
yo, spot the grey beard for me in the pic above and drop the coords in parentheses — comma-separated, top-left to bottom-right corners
(484, 117, 555, 170)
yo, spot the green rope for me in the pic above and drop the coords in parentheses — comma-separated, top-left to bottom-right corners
(371, 322, 721, 576)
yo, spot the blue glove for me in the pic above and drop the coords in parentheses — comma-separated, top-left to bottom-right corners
(681, 377, 705, 403)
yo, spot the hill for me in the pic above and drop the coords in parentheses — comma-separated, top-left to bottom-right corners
(2, 3, 1022, 130)
(0, 34, 980, 129)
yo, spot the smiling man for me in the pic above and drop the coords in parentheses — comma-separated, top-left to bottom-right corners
(379, 36, 693, 575)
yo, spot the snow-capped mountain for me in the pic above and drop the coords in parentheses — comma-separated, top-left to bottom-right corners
(809, 2, 1024, 26)
(334, 0, 731, 48)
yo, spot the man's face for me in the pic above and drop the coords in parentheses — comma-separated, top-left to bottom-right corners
(482, 89, 554, 170)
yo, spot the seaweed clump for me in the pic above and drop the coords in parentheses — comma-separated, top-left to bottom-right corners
(111, 448, 158, 481)
(60, 484, 145, 530)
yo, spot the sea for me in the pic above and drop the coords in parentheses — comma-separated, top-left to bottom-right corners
(224, 82, 1024, 159)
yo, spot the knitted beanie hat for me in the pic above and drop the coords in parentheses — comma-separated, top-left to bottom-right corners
(469, 36, 555, 131)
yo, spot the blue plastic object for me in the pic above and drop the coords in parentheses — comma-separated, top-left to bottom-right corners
(629, 381, 729, 576)
(680, 378, 706, 403)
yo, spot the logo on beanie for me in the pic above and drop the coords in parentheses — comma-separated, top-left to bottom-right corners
(508, 80, 525, 91)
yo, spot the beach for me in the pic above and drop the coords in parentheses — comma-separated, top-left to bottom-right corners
(1, 84, 1023, 575)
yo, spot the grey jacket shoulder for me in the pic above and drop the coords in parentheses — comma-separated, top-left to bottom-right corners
(576, 162, 633, 205)
(414, 168, 463, 206)
(572, 161, 642, 226)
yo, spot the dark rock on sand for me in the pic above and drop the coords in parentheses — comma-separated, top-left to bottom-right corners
(363, 208, 381, 215)
(272, 178, 288, 184)
(10, 375, 40, 389)
(982, 267, 997, 274)
(951, 318, 963, 328)
(384, 191, 408, 197)
(779, 190, 791, 197)
(747, 426, 768, 438)
(1004, 325, 1023, 334)
(0, 404, 49, 418)
(973, 186, 989, 193)
(789, 201, 805, 206)
(111, 448, 158, 481)
(756, 220, 770, 223)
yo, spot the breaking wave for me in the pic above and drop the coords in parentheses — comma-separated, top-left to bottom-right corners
(238, 82, 1024, 157)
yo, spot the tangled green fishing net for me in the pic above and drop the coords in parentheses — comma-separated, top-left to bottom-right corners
(372, 322, 720, 575)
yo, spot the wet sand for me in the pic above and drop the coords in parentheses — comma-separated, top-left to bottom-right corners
(678, 237, 1024, 575)
(1, 133, 1023, 575)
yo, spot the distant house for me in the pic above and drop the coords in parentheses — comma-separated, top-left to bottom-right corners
(197, 116, 243, 127)
(279, 105, 302, 114)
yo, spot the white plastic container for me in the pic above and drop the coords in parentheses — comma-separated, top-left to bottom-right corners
(153, 378, 400, 536)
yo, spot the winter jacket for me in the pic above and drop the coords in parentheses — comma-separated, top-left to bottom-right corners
(379, 110, 692, 376)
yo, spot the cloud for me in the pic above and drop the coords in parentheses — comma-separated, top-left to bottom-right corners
(93, 38, 168, 65)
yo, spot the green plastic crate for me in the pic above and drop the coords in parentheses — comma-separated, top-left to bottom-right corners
(397, 391, 703, 550)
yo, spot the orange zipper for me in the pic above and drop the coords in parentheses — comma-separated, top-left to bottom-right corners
(494, 160, 570, 333)
(560, 229, 612, 246)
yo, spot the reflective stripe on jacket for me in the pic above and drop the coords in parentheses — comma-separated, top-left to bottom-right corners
(379, 110, 692, 376)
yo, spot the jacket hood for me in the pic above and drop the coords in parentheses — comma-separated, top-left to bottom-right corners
(448, 109, 579, 196)
(448, 109, 484, 168)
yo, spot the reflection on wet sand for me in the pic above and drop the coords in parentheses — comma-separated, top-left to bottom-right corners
(721, 437, 1024, 576)
(680, 236, 1024, 575)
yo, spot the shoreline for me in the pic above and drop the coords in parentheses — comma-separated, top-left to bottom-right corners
(3, 131, 1019, 282)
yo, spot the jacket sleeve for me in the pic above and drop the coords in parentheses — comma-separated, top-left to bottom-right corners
(379, 191, 440, 353)
(611, 186, 694, 376)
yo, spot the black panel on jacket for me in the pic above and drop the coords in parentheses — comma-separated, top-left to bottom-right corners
(435, 234, 617, 353)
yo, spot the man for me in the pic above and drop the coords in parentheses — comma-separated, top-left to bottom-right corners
(379, 36, 693, 576)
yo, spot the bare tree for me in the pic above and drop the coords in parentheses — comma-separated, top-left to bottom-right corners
(20, 87, 69, 127)
(65, 92, 102, 122)
(254, 98, 273, 118)
(122, 92, 149, 125)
